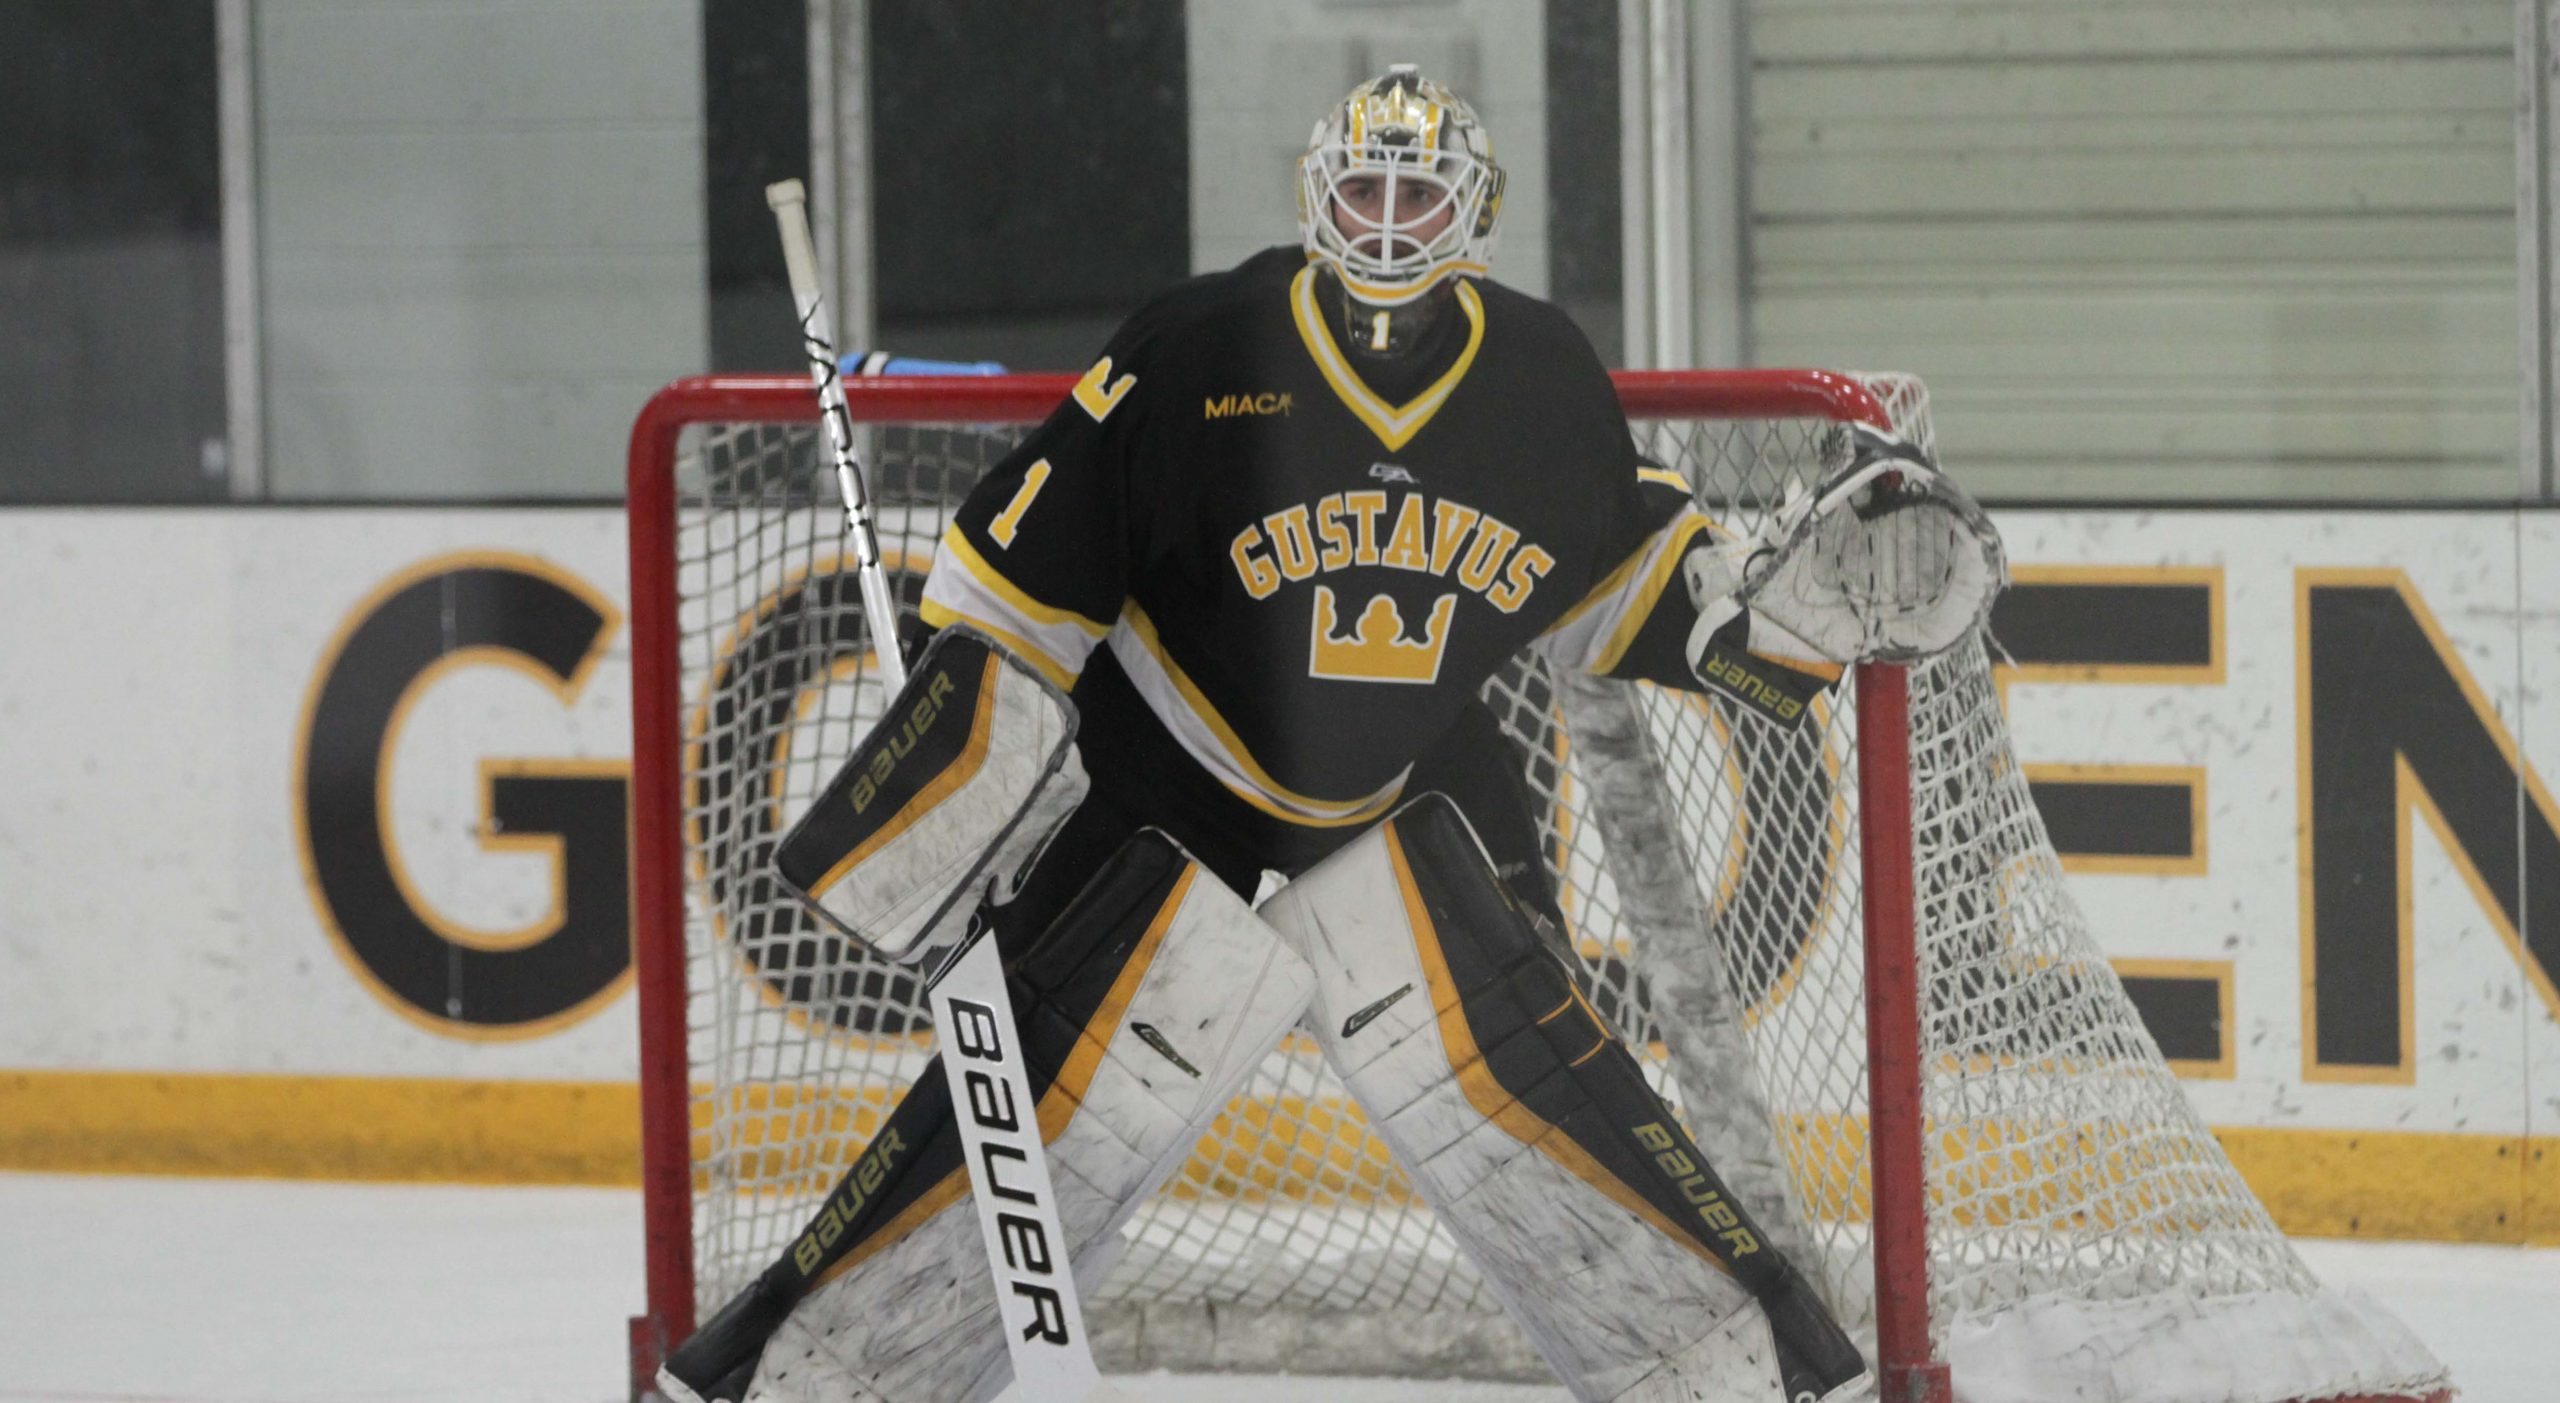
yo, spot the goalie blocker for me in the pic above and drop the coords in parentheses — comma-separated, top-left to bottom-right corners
(773, 626, 1086, 962)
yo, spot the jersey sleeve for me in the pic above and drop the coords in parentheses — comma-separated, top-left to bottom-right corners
(1519, 316, 1843, 700)
(1536, 459, 1846, 702)
(1533, 451, 1726, 683)
(917, 321, 1164, 691)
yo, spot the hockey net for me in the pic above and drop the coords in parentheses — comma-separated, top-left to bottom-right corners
(625, 370, 2448, 1402)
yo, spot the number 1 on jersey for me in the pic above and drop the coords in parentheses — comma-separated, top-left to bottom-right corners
(989, 459, 1053, 548)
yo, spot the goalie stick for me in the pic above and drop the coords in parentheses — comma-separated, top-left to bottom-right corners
(759, 180, 1117, 1403)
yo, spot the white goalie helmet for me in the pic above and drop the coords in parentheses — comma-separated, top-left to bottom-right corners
(1297, 65, 1506, 308)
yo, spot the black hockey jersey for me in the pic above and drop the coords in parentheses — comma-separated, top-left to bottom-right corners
(919, 246, 1725, 838)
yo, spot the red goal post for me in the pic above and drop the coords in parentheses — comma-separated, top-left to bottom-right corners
(623, 369, 2448, 1403)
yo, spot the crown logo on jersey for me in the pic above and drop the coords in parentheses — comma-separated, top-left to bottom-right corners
(1309, 587, 1456, 685)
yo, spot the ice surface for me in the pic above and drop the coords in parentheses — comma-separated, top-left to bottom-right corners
(0, 1172, 2548, 1403)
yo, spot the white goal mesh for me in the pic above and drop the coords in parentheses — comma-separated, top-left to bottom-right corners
(628, 371, 2446, 1402)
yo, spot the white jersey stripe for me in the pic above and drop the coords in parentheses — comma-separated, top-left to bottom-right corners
(1537, 507, 1719, 675)
(1109, 604, 1408, 829)
(919, 526, 1110, 688)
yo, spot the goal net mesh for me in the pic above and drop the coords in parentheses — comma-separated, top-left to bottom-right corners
(642, 373, 2443, 1398)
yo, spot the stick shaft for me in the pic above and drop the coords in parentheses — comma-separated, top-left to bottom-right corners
(927, 928, 1108, 1401)
(766, 178, 907, 692)
(767, 178, 1108, 1401)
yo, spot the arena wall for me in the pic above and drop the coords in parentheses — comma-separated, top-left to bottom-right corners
(1, 505, 2552, 1244)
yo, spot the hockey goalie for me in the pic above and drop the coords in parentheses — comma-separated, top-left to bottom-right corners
(661, 66, 2004, 1403)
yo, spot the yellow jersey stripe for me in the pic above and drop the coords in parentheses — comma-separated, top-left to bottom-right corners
(1115, 604, 1406, 827)
(936, 527, 1112, 639)
(1546, 535, 1652, 640)
(1290, 264, 1486, 452)
(917, 599, 1078, 693)
(1589, 514, 1720, 675)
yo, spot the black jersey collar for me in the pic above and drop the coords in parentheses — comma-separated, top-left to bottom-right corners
(1289, 264, 1486, 453)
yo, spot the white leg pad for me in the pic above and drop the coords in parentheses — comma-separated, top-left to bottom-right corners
(1262, 799, 1838, 1403)
(745, 840, 1314, 1403)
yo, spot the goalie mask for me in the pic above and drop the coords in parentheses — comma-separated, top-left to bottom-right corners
(1297, 64, 1505, 356)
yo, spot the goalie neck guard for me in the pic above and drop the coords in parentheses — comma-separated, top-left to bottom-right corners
(1297, 64, 1505, 357)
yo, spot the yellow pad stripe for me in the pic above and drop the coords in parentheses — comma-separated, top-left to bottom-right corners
(1117, 603, 1406, 827)
(808, 651, 1004, 895)
(1385, 821, 1734, 1275)
(1038, 864, 1196, 1141)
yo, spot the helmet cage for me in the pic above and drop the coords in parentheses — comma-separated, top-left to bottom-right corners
(1296, 72, 1505, 308)
(1299, 142, 1497, 305)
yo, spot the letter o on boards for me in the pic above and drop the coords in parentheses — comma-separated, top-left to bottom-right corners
(1679, 694, 1844, 1013)
(692, 554, 932, 1035)
(295, 552, 631, 1037)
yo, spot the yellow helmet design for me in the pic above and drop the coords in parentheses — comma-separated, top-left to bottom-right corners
(1297, 65, 1505, 308)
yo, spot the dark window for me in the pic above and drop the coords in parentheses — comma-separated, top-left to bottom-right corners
(1546, 0, 1621, 365)
(702, 0, 1188, 374)
(869, 0, 1188, 370)
(703, 0, 810, 373)
(0, 2, 225, 502)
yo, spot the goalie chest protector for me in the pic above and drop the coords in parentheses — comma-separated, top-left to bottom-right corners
(929, 245, 1696, 822)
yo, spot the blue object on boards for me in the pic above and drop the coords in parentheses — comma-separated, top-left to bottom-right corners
(839, 351, 1009, 377)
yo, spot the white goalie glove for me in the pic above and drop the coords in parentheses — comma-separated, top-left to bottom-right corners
(1686, 425, 2005, 673)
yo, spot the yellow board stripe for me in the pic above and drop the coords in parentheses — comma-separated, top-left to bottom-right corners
(8, 1069, 2553, 1245)
(0, 1068, 646, 1185)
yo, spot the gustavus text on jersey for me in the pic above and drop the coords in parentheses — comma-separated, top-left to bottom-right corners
(1227, 488, 1556, 613)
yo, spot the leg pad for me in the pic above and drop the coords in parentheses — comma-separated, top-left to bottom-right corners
(1264, 795, 1864, 1402)
(709, 833, 1312, 1403)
